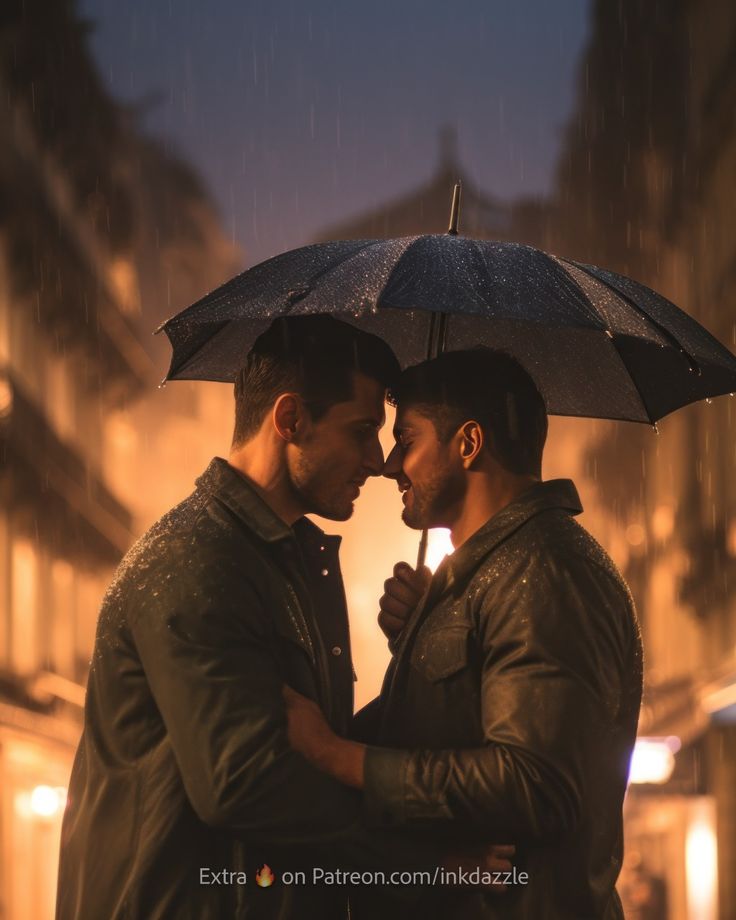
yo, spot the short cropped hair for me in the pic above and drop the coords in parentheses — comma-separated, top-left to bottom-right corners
(388, 348, 548, 476)
(232, 315, 401, 446)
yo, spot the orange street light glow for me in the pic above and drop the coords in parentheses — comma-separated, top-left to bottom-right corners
(628, 736, 681, 785)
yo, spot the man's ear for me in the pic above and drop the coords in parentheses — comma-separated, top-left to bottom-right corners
(272, 393, 305, 442)
(459, 420, 483, 468)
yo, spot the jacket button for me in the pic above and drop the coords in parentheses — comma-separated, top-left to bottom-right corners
(331, 646, 342, 656)
(321, 568, 329, 576)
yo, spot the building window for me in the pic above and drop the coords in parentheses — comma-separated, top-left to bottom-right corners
(50, 559, 76, 680)
(11, 539, 39, 675)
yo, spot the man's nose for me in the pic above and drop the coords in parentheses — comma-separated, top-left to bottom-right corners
(363, 434, 385, 477)
(382, 443, 402, 480)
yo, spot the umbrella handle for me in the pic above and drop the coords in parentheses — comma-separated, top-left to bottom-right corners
(413, 181, 460, 571)
(416, 529, 429, 569)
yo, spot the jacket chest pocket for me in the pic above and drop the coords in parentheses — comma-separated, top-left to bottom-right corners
(411, 624, 472, 682)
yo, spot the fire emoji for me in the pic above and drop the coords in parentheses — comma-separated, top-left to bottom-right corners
(255, 864, 275, 888)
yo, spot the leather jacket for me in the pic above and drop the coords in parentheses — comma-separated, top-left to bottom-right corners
(57, 458, 437, 920)
(359, 480, 643, 919)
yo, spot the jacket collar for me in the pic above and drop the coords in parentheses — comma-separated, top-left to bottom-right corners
(292, 515, 342, 552)
(196, 457, 333, 547)
(437, 478, 583, 593)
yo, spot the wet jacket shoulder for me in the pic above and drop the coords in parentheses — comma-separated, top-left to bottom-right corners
(96, 459, 341, 837)
(57, 459, 439, 920)
(360, 480, 642, 918)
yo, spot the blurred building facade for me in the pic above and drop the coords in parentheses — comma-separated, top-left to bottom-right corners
(2, 0, 736, 918)
(551, 1, 736, 917)
(316, 127, 514, 241)
(0, 3, 238, 918)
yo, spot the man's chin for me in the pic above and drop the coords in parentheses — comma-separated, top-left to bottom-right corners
(316, 502, 354, 522)
(401, 507, 425, 530)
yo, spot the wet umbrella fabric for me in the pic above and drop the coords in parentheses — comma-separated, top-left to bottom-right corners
(158, 235, 736, 424)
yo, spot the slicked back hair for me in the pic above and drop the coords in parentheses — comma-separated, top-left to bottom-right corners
(232, 315, 401, 446)
(388, 348, 548, 477)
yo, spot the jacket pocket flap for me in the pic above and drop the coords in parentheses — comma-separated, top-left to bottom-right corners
(412, 625, 470, 682)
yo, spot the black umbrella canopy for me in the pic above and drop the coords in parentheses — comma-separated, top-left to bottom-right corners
(158, 235, 736, 424)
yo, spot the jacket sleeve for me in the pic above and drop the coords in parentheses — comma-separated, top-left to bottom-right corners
(129, 540, 440, 873)
(363, 553, 632, 840)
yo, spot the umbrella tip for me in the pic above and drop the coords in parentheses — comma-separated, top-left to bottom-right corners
(448, 181, 462, 236)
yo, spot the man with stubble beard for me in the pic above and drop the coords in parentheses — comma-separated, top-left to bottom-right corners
(285, 347, 643, 919)
(59, 316, 498, 920)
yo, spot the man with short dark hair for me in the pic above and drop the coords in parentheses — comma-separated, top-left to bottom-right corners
(57, 316, 453, 920)
(286, 347, 643, 919)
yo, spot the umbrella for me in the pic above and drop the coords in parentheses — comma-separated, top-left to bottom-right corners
(158, 194, 736, 426)
(157, 184, 736, 564)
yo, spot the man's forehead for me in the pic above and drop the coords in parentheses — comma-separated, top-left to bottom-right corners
(356, 372, 387, 408)
(328, 372, 386, 421)
(393, 404, 430, 431)
(330, 398, 385, 423)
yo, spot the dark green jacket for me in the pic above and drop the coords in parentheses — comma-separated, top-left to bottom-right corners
(359, 480, 643, 919)
(56, 458, 435, 920)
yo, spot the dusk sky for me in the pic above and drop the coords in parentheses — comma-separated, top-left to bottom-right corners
(80, 0, 591, 267)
